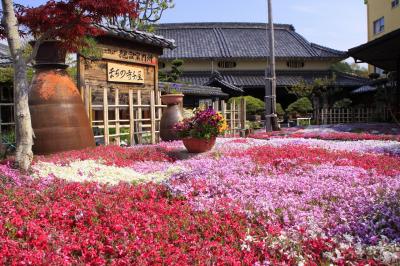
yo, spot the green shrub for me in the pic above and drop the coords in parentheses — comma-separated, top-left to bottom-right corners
(333, 98, 352, 108)
(276, 103, 285, 118)
(286, 97, 313, 117)
(229, 96, 264, 115)
(246, 121, 263, 130)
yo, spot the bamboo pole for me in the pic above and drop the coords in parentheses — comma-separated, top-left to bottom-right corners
(0, 104, 2, 135)
(156, 90, 162, 141)
(89, 86, 93, 124)
(129, 89, 135, 145)
(103, 87, 109, 145)
(137, 90, 143, 144)
(150, 90, 156, 144)
(221, 100, 227, 137)
(114, 88, 120, 146)
(230, 100, 235, 136)
(240, 98, 246, 131)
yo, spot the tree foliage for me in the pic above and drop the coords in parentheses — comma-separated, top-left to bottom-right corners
(286, 97, 313, 117)
(333, 98, 352, 109)
(107, 0, 174, 31)
(0, 66, 33, 83)
(229, 96, 285, 117)
(276, 103, 285, 118)
(287, 80, 313, 99)
(331, 61, 368, 78)
(229, 96, 264, 115)
(0, 0, 146, 170)
(1, 1, 140, 54)
(159, 59, 184, 82)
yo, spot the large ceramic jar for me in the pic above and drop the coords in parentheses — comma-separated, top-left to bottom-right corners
(182, 137, 216, 153)
(160, 94, 184, 141)
(29, 40, 95, 155)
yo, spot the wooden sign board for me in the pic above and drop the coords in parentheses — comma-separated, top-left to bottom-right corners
(107, 62, 145, 84)
(102, 46, 157, 66)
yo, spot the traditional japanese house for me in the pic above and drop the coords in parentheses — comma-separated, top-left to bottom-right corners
(155, 23, 368, 108)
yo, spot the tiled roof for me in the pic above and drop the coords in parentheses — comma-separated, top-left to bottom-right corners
(179, 70, 368, 89)
(156, 23, 346, 60)
(97, 24, 176, 50)
(352, 85, 377, 94)
(205, 71, 244, 95)
(159, 82, 228, 97)
(351, 78, 396, 94)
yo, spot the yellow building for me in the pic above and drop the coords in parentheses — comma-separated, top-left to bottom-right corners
(365, 0, 400, 73)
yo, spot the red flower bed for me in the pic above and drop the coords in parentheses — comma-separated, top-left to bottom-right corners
(250, 131, 400, 142)
(290, 132, 400, 142)
(36, 145, 176, 167)
(0, 182, 249, 264)
(238, 145, 400, 176)
(0, 181, 377, 265)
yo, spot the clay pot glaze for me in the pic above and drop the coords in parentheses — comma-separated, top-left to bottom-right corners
(29, 41, 95, 155)
(160, 94, 184, 141)
(182, 137, 216, 153)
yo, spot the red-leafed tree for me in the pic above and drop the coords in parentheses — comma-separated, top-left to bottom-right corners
(0, 0, 172, 170)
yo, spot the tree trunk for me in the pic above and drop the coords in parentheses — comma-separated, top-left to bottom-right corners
(1, 0, 33, 171)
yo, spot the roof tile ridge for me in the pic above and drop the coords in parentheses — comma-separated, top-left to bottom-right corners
(95, 24, 176, 49)
(286, 30, 319, 57)
(216, 79, 243, 92)
(215, 28, 232, 58)
(332, 70, 369, 81)
(212, 28, 229, 58)
(155, 22, 295, 30)
(311, 43, 346, 55)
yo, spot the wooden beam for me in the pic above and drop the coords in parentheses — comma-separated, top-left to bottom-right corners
(77, 55, 85, 95)
(240, 97, 246, 131)
(103, 87, 109, 145)
(150, 90, 156, 144)
(114, 87, 120, 146)
(129, 89, 135, 145)
(232, 100, 236, 136)
(137, 90, 143, 144)
(84, 84, 90, 119)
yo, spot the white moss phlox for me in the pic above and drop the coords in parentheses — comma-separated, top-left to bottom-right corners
(32, 160, 182, 185)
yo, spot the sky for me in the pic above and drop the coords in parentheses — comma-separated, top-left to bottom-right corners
(20, 0, 367, 53)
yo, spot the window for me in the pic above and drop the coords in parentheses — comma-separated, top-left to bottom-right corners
(217, 61, 237, 68)
(392, 0, 399, 8)
(286, 60, 305, 69)
(373, 17, 385, 35)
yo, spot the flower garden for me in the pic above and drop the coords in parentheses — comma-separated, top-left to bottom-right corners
(1, 126, 400, 265)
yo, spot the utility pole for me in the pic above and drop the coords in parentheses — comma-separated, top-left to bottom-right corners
(265, 0, 279, 131)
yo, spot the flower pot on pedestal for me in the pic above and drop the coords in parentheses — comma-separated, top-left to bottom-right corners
(160, 94, 184, 141)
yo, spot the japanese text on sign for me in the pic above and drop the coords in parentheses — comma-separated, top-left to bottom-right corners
(103, 47, 156, 65)
(107, 63, 145, 84)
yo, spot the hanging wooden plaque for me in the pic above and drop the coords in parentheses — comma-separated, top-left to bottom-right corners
(102, 46, 157, 65)
(107, 62, 145, 84)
